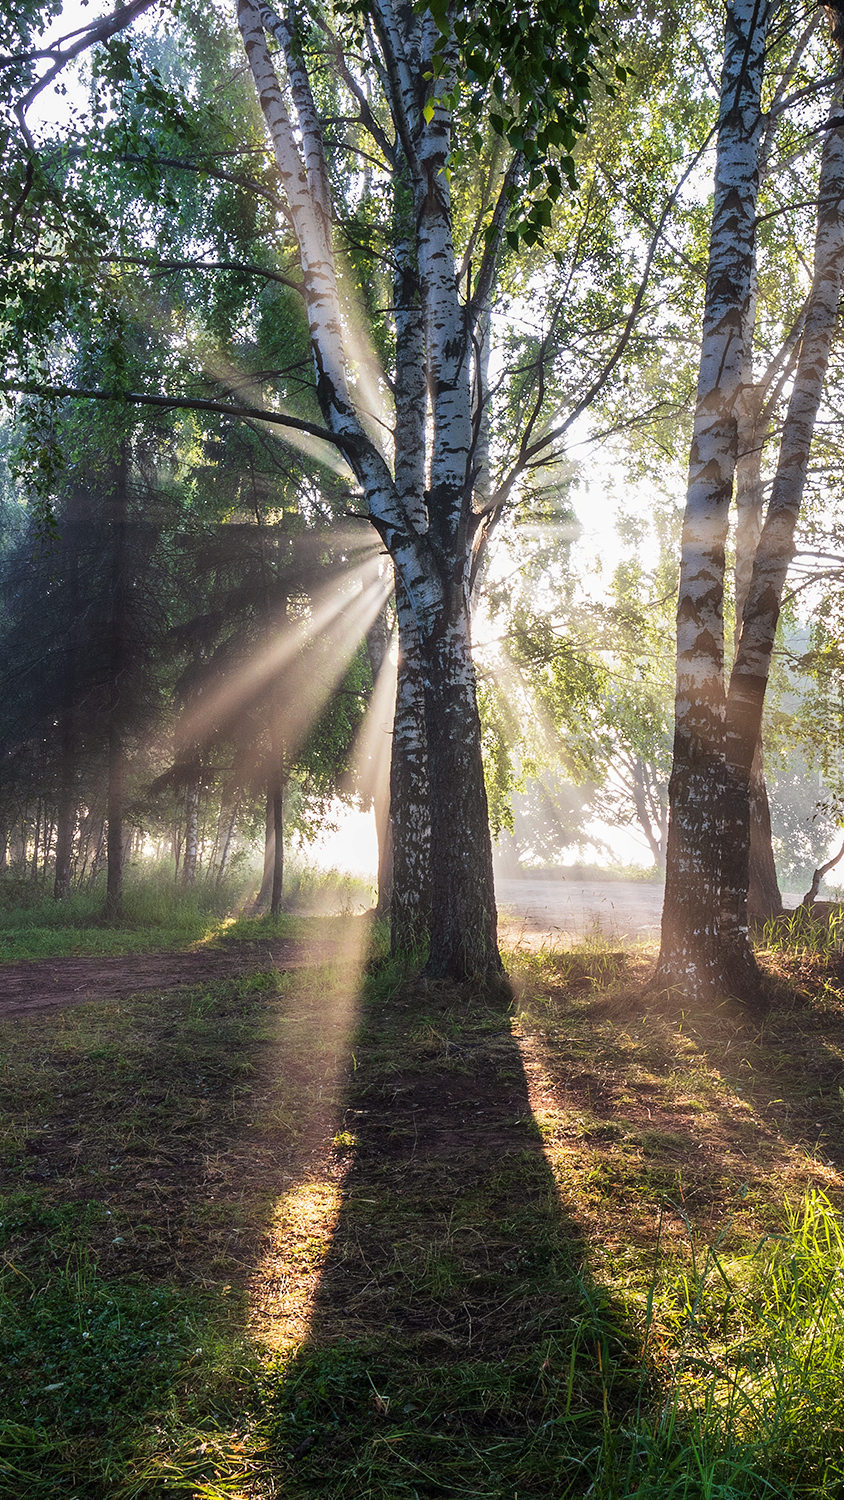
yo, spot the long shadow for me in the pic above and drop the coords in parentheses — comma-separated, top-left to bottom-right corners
(261, 964, 642, 1498)
(0, 919, 371, 1497)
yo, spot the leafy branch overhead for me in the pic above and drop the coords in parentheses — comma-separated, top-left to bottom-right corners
(424, 0, 618, 246)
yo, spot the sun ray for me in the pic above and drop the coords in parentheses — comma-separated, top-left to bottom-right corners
(183, 556, 388, 745)
(264, 572, 394, 762)
(347, 622, 397, 805)
(247, 911, 373, 1354)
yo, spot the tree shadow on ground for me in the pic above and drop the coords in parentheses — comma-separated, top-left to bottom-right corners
(258, 961, 642, 1499)
(0, 918, 372, 1497)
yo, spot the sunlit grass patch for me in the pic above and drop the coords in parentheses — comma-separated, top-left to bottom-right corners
(761, 904, 844, 958)
(0, 869, 248, 963)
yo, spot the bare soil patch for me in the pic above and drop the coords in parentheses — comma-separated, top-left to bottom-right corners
(0, 935, 342, 1018)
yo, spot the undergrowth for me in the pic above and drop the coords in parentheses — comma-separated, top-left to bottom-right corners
(0, 869, 244, 962)
(761, 904, 844, 958)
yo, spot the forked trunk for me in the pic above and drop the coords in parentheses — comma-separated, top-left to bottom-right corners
(237, 0, 502, 982)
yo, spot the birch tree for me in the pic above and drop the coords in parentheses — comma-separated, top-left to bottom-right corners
(656, 0, 844, 1003)
(4, 0, 604, 982)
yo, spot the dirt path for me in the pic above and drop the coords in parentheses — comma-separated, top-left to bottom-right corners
(0, 936, 343, 1019)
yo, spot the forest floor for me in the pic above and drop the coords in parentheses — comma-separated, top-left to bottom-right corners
(0, 932, 343, 1018)
(1, 917, 844, 1497)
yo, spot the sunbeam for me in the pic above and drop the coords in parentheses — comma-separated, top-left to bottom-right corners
(198, 347, 358, 478)
(247, 911, 373, 1354)
(182, 555, 390, 746)
(262, 572, 394, 764)
(335, 255, 394, 460)
(346, 622, 397, 806)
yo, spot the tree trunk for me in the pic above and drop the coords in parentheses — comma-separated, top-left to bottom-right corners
(216, 790, 240, 884)
(182, 772, 199, 887)
(105, 721, 125, 917)
(54, 494, 81, 900)
(269, 763, 285, 916)
(720, 72, 844, 962)
(104, 446, 129, 921)
(735, 360, 782, 923)
(390, 584, 430, 952)
(388, 160, 430, 948)
(747, 741, 781, 923)
(420, 597, 500, 981)
(364, 605, 395, 919)
(655, 0, 772, 1000)
(54, 714, 76, 900)
(254, 790, 274, 911)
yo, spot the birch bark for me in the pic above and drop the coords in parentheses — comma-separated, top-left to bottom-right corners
(734, 402, 782, 921)
(721, 53, 844, 965)
(389, 144, 431, 951)
(659, 0, 844, 1001)
(235, 0, 501, 980)
(656, 0, 773, 998)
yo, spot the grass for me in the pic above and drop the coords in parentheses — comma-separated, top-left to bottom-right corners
(0, 870, 244, 963)
(0, 864, 375, 964)
(1, 914, 844, 1495)
(761, 905, 844, 959)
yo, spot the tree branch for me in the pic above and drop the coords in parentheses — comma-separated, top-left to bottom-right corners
(0, 382, 362, 458)
(12, 0, 158, 150)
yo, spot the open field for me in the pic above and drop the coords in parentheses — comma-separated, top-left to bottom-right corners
(1, 913, 844, 1497)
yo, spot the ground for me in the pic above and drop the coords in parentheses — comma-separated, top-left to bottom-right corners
(1, 915, 843, 1496)
(0, 935, 340, 1017)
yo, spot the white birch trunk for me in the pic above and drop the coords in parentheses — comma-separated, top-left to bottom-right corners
(720, 64, 844, 954)
(235, 0, 501, 979)
(734, 407, 782, 921)
(656, 0, 773, 999)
